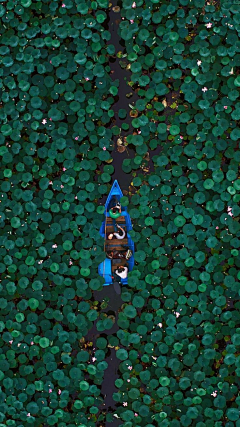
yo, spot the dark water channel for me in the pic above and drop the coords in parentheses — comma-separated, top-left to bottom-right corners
(86, 2, 139, 425)
(86, 285, 123, 426)
(107, 1, 138, 191)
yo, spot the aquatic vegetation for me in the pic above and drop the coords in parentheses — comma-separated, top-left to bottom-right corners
(0, 0, 240, 425)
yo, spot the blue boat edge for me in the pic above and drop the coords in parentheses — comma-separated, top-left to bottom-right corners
(98, 180, 135, 286)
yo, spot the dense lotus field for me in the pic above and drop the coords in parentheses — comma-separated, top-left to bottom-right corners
(1, 0, 240, 426)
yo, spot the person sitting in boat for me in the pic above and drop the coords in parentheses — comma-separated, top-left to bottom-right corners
(115, 265, 128, 279)
(107, 250, 125, 260)
(107, 224, 126, 240)
(107, 249, 132, 260)
(109, 200, 122, 220)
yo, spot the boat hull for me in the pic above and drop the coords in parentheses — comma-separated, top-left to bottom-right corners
(98, 180, 135, 286)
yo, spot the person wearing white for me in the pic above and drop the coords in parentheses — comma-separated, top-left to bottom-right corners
(108, 225, 126, 240)
(115, 266, 128, 279)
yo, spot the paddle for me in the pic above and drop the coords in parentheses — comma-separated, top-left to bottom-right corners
(113, 281, 121, 295)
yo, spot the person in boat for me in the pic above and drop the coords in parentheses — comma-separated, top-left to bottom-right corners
(107, 249, 133, 260)
(108, 197, 122, 220)
(112, 265, 128, 281)
(107, 224, 126, 240)
(107, 250, 125, 260)
(109, 202, 121, 219)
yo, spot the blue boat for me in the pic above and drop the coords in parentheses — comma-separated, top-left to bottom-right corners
(98, 180, 135, 286)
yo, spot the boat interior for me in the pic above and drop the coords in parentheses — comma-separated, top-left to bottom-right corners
(105, 215, 129, 275)
(98, 182, 134, 285)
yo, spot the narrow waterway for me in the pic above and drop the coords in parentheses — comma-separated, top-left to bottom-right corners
(94, 287, 122, 427)
(86, 2, 138, 425)
(95, 3, 139, 418)
(85, 284, 122, 426)
(106, 1, 138, 191)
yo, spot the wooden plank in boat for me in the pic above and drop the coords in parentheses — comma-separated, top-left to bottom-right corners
(106, 245, 126, 252)
(106, 238, 128, 246)
(112, 259, 128, 265)
(106, 216, 126, 224)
